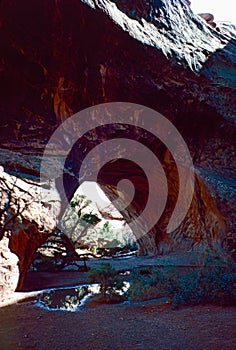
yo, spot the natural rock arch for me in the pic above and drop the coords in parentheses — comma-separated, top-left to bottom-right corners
(0, 0, 235, 292)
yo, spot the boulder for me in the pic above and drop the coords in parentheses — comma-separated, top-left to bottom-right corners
(0, 237, 19, 300)
(0, 169, 60, 289)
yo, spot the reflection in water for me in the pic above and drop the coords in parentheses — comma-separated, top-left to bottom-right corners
(36, 284, 100, 312)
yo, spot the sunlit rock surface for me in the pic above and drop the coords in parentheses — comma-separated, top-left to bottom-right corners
(0, 169, 60, 290)
(0, 237, 19, 300)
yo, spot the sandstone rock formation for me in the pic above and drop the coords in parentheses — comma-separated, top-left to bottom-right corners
(0, 0, 235, 290)
(0, 168, 60, 292)
(0, 236, 19, 300)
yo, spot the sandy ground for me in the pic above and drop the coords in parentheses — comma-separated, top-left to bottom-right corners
(22, 253, 203, 291)
(0, 255, 236, 350)
(0, 298, 235, 350)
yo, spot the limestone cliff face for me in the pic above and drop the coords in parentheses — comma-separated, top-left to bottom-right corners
(0, 0, 235, 291)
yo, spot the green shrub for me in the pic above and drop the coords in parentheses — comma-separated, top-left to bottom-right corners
(128, 266, 178, 302)
(128, 253, 236, 308)
(172, 252, 236, 308)
(87, 262, 125, 303)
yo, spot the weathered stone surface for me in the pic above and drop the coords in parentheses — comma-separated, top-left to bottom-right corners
(0, 237, 19, 300)
(0, 168, 60, 289)
(0, 0, 235, 293)
(98, 158, 225, 255)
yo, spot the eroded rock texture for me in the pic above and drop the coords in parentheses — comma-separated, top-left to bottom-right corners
(0, 237, 19, 300)
(0, 169, 60, 291)
(0, 0, 235, 289)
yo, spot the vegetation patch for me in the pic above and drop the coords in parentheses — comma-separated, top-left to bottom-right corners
(87, 262, 127, 303)
(128, 252, 236, 308)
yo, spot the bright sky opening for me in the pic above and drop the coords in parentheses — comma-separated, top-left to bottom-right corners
(190, 0, 236, 23)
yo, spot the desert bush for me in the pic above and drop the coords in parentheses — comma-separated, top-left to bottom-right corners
(128, 252, 236, 308)
(172, 251, 236, 308)
(87, 262, 125, 303)
(128, 266, 178, 302)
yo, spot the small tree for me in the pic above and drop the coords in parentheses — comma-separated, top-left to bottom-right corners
(0, 173, 44, 240)
(87, 262, 125, 302)
(60, 194, 101, 243)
